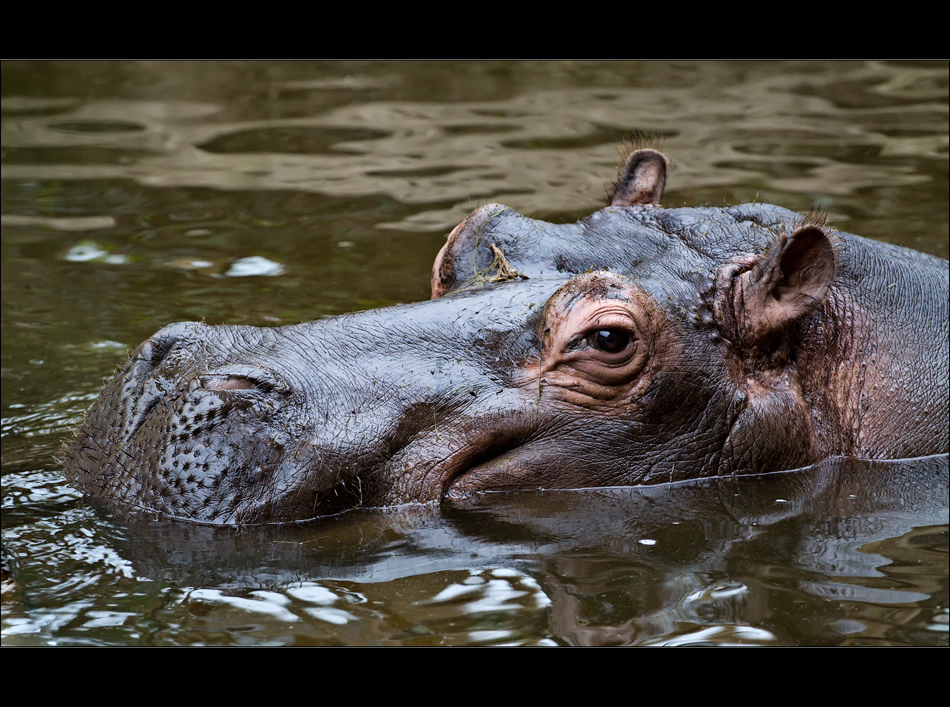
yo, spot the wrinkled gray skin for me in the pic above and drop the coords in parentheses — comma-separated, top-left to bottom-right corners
(64, 150, 949, 525)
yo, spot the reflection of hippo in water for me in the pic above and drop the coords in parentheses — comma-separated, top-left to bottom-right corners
(64, 149, 949, 525)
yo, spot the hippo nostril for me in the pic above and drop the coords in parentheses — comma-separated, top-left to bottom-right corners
(197, 367, 284, 395)
(147, 333, 178, 369)
(137, 322, 207, 372)
(200, 375, 271, 392)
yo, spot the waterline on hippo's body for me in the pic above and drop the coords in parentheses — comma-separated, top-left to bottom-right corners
(64, 149, 950, 526)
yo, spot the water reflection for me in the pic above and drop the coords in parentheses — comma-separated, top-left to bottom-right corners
(4, 455, 944, 646)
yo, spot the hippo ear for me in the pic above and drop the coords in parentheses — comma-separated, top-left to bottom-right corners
(609, 148, 669, 207)
(729, 225, 836, 349)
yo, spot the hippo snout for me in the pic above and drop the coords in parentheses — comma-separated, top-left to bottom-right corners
(66, 321, 330, 524)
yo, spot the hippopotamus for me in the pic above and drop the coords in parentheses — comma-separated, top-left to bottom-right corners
(64, 149, 950, 525)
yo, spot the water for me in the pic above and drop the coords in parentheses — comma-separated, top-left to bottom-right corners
(2, 61, 947, 646)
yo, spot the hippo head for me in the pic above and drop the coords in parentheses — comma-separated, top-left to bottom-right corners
(64, 149, 947, 525)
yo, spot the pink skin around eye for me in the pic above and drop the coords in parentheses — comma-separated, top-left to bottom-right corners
(541, 299, 639, 373)
(517, 271, 663, 409)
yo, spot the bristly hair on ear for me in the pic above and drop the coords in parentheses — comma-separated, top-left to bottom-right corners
(606, 130, 663, 204)
(794, 210, 844, 260)
(799, 210, 830, 231)
(607, 131, 667, 205)
(618, 130, 664, 159)
(607, 143, 670, 208)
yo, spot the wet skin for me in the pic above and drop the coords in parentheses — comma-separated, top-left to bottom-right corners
(64, 150, 950, 525)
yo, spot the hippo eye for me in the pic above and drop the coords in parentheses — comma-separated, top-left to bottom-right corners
(590, 329, 631, 354)
(539, 272, 654, 392)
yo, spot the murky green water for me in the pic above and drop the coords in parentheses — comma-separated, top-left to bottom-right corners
(2, 61, 947, 646)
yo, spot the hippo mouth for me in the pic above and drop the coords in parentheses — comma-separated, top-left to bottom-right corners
(442, 451, 528, 502)
(434, 418, 551, 503)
